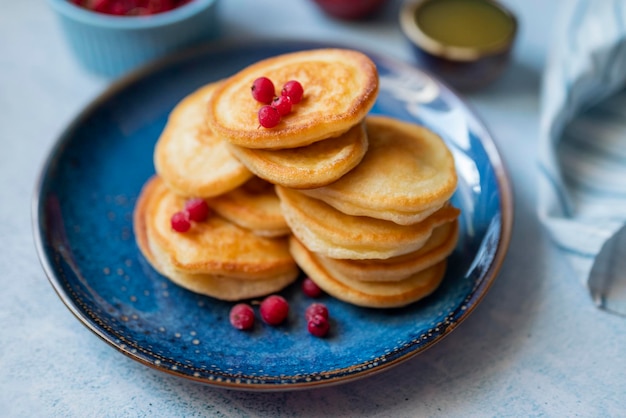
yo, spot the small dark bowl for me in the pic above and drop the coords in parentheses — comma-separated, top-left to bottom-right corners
(400, 0, 517, 90)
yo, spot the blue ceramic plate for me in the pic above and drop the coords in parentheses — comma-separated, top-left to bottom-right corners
(33, 40, 513, 391)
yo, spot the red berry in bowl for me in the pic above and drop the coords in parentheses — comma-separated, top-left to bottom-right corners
(305, 302, 328, 322)
(89, 0, 112, 14)
(271, 95, 292, 116)
(171, 210, 191, 232)
(251, 76, 275, 104)
(128, 7, 151, 15)
(110, 2, 133, 15)
(281, 80, 304, 104)
(184, 197, 210, 222)
(229, 303, 255, 330)
(259, 295, 289, 325)
(73, 0, 194, 15)
(258, 105, 281, 128)
(308, 313, 330, 337)
(302, 277, 323, 298)
(147, 0, 176, 14)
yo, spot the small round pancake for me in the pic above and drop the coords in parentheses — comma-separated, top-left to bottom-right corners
(147, 230, 298, 301)
(135, 196, 298, 301)
(207, 49, 379, 149)
(299, 116, 458, 224)
(276, 185, 460, 260)
(135, 176, 298, 281)
(316, 220, 458, 282)
(207, 177, 290, 237)
(227, 122, 368, 189)
(154, 82, 252, 198)
(136, 223, 297, 301)
(290, 237, 447, 308)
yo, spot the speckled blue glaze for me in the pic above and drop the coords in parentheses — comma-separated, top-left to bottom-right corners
(33, 40, 513, 391)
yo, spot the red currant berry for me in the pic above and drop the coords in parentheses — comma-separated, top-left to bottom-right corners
(110, 2, 133, 15)
(308, 313, 330, 337)
(90, 0, 112, 13)
(171, 210, 191, 233)
(147, 0, 175, 14)
(229, 303, 255, 330)
(302, 277, 323, 298)
(271, 95, 292, 116)
(305, 302, 328, 322)
(251, 77, 275, 104)
(128, 7, 150, 15)
(281, 80, 304, 104)
(184, 198, 210, 222)
(258, 105, 281, 128)
(259, 295, 289, 325)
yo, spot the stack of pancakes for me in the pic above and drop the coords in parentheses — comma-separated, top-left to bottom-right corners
(276, 115, 460, 309)
(134, 48, 460, 308)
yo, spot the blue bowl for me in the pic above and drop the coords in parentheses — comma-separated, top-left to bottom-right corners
(48, 0, 219, 77)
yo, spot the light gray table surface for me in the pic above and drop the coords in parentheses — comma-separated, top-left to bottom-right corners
(2, 0, 625, 416)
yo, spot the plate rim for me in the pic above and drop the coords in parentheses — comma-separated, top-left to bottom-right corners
(31, 38, 514, 391)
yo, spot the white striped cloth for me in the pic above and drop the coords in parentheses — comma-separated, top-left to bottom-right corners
(538, 0, 626, 316)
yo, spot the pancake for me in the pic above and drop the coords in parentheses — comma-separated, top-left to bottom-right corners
(206, 177, 290, 237)
(135, 176, 298, 281)
(227, 121, 368, 189)
(207, 49, 379, 149)
(316, 220, 458, 282)
(276, 185, 460, 260)
(154, 82, 252, 198)
(146, 228, 298, 301)
(135, 196, 298, 302)
(299, 116, 458, 225)
(290, 237, 447, 308)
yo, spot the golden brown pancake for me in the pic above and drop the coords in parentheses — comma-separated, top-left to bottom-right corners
(316, 220, 458, 282)
(207, 49, 379, 149)
(135, 199, 298, 301)
(276, 185, 460, 260)
(154, 82, 252, 198)
(145, 229, 299, 301)
(206, 177, 290, 237)
(227, 122, 368, 189)
(290, 237, 447, 308)
(134, 176, 298, 281)
(299, 116, 458, 225)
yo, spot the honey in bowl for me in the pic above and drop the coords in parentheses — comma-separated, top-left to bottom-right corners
(400, 0, 518, 90)
(416, 0, 515, 53)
